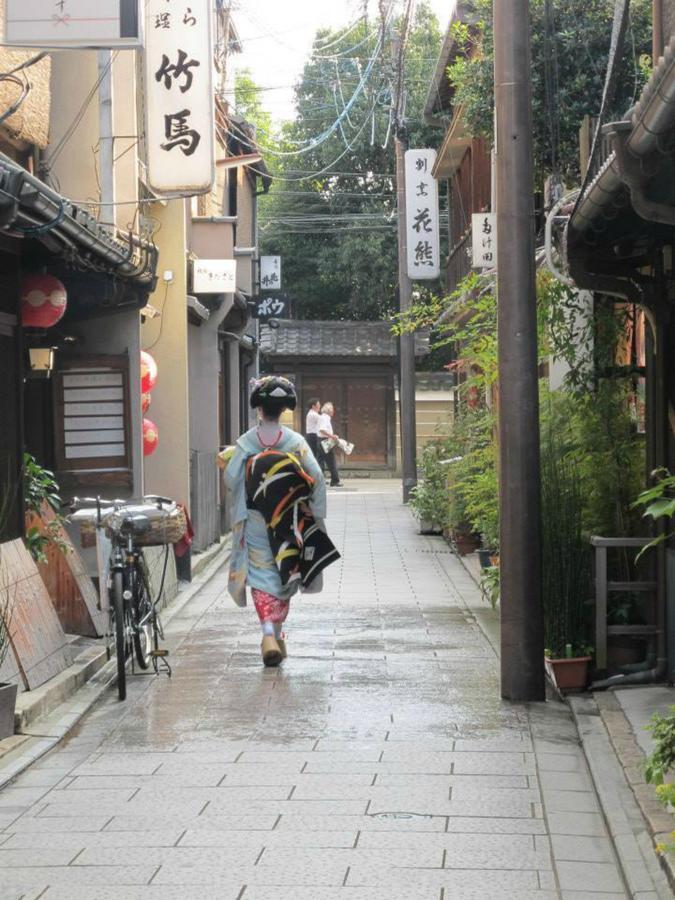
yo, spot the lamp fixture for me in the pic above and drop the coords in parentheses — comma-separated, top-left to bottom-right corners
(28, 346, 55, 376)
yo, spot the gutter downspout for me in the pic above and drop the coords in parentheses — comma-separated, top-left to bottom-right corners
(98, 50, 115, 233)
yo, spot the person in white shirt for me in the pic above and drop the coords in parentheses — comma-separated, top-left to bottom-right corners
(318, 402, 343, 487)
(305, 398, 321, 461)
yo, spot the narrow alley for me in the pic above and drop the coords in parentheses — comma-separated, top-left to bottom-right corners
(0, 484, 640, 899)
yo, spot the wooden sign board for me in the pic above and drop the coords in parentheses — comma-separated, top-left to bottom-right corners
(27, 507, 107, 638)
(0, 539, 72, 690)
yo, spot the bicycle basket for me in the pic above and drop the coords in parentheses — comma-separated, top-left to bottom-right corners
(70, 503, 187, 546)
(106, 504, 187, 546)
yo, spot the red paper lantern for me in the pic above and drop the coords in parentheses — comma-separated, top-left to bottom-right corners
(140, 351, 158, 393)
(142, 392, 151, 414)
(143, 418, 159, 456)
(21, 274, 67, 328)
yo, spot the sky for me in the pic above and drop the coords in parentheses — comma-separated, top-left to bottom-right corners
(230, 0, 454, 124)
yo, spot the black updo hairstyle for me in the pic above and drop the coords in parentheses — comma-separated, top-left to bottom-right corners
(250, 376, 297, 419)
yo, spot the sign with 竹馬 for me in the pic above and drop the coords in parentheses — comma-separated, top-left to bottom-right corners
(4, 0, 142, 48)
(471, 213, 497, 269)
(404, 149, 440, 280)
(260, 256, 281, 290)
(144, 0, 214, 197)
(192, 259, 237, 294)
(252, 295, 290, 321)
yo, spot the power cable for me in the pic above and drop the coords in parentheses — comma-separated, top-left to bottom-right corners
(0, 51, 50, 126)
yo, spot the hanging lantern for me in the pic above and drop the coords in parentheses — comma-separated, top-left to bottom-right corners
(143, 418, 159, 456)
(140, 350, 158, 393)
(21, 274, 67, 328)
(141, 392, 151, 414)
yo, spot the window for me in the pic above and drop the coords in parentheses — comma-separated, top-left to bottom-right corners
(53, 355, 132, 488)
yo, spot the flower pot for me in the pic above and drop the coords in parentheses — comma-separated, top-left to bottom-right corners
(418, 519, 443, 536)
(452, 532, 481, 556)
(477, 549, 493, 568)
(545, 656, 591, 693)
(0, 682, 18, 740)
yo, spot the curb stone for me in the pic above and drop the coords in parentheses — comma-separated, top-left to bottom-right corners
(0, 537, 230, 791)
(569, 694, 673, 898)
(594, 691, 675, 893)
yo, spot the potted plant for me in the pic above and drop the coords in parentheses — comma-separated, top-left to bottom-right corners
(409, 441, 451, 535)
(23, 453, 70, 563)
(541, 419, 593, 692)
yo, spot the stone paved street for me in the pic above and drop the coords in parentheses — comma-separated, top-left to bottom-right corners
(0, 483, 635, 899)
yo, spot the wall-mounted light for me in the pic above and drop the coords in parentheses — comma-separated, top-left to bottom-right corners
(28, 347, 55, 376)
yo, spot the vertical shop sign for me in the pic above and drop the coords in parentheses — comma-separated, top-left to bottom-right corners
(144, 0, 214, 197)
(471, 213, 498, 269)
(405, 149, 440, 280)
(260, 256, 281, 290)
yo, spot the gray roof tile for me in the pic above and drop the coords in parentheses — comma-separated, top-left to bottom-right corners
(259, 320, 429, 358)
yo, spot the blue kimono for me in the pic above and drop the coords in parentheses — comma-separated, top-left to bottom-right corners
(223, 426, 327, 607)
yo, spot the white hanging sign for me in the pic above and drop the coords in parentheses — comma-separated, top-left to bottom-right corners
(193, 259, 237, 294)
(144, 0, 215, 197)
(260, 256, 281, 290)
(405, 149, 440, 280)
(4, 0, 142, 48)
(471, 213, 497, 268)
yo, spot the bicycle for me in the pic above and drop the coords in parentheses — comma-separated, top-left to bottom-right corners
(69, 495, 181, 701)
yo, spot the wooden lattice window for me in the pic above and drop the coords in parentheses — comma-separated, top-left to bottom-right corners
(53, 355, 132, 488)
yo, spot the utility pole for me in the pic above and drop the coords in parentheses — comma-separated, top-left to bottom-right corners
(392, 2, 417, 503)
(494, 0, 545, 701)
(395, 129, 417, 503)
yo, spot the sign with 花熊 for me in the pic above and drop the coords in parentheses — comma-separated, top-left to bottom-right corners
(4, 0, 142, 48)
(192, 259, 237, 294)
(471, 213, 497, 269)
(405, 149, 440, 280)
(144, 0, 214, 197)
(260, 256, 281, 290)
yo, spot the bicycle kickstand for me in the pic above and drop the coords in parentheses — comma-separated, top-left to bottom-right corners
(150, 648, 172, 678)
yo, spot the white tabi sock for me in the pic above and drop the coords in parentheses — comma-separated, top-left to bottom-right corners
(261, 621, 275, 637)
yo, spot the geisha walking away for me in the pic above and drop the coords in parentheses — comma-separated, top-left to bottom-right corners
(218, 376, 340, 666)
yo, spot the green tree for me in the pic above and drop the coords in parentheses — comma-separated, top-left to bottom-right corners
(258, 4, 443, 321)
(447, 0, 652, 181)
(234, 67, 273, 141)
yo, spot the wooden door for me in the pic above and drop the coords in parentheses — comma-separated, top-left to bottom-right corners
(301, 372, 389, 467)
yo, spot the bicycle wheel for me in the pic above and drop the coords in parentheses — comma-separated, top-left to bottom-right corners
(132, 562, 153, 670)
(111, 570, 127, 701)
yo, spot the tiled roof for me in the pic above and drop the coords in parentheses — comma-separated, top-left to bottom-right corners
(259, 320, 429, 359)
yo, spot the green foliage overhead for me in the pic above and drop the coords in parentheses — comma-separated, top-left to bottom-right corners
(234, 67, 273, 140)
(254, 4, 443, 321)
(447, 0, 652, 180)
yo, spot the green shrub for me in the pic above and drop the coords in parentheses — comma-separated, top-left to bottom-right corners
(644, 705, 675, 853)
(410, 441, 451, 531)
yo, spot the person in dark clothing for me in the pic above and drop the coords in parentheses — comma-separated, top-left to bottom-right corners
(305, 397, 322, 462)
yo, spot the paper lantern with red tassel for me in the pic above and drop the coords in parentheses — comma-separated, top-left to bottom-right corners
(143, 418, 159, 456)
(141, 392, 151, 414)
(140, 351, 158, 393)
(21, 274, 67, 328)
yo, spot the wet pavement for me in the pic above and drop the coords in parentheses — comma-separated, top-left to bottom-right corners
(0, 482, 634, 899)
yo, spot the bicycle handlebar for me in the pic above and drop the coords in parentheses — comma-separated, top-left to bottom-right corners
(67, 494, 176, 513)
